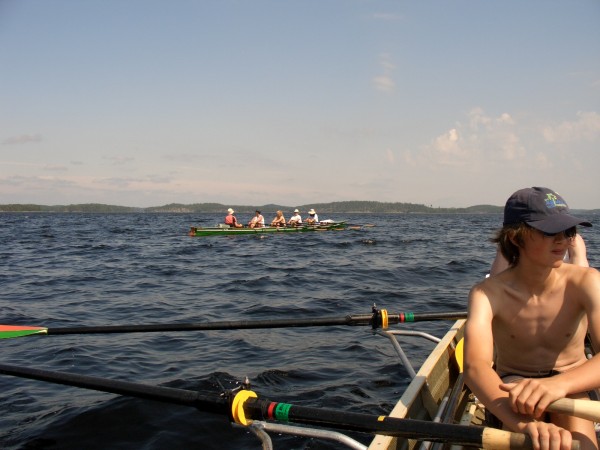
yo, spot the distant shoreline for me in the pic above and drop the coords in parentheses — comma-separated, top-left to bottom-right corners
(1, 201, 598, 215)
(0, 201, 506, 214)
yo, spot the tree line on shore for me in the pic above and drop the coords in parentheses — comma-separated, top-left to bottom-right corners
(0, 201, 503, 214)
(1, 201, 597, 214)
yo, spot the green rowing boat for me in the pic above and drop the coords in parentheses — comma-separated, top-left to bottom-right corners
(188, 222, 347, 237)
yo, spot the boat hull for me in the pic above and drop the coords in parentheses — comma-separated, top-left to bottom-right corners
(189, 222, 347, 237)
(368, 319, 480, 450)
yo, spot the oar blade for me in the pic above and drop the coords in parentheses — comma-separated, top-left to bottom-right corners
(0, 325, 48, 339)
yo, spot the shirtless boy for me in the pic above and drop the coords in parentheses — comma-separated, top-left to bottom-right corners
(464, 187, 599, 450)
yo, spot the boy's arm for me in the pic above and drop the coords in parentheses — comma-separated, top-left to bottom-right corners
(567, 234, 589, 268)
(557, 267, 600, 396)
(489, 248, 510, 276)
(581, 268, 600, 350)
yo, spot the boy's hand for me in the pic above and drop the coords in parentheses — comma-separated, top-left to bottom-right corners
(500, 378, 567, 419)
(522, 421, 572, 450)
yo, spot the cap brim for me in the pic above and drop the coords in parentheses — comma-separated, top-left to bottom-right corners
(527, 214, 592, 234)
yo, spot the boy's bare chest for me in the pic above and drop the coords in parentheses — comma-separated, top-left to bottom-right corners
(493, 285, 583, 346)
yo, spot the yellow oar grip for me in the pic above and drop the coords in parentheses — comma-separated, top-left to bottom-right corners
(231, 390, 258, 426)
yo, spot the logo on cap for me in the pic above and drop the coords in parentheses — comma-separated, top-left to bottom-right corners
(544, 193, 567, 210)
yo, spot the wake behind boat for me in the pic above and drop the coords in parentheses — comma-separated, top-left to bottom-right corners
(189, 221, 347, 237)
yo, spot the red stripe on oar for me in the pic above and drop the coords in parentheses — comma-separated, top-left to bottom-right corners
(0, 325, 46, 332)
(267, 402, 277, 420)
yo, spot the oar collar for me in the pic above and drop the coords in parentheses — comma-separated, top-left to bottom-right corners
(371, 306, 389, 330)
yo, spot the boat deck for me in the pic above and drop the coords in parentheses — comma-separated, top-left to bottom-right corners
(368, 320, 477, 450)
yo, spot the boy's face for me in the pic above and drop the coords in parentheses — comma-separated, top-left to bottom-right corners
(520, 228, 573, 267)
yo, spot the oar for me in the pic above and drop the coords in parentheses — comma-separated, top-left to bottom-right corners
(457, 340, 600, 422)
(348, 224, 375, 230)
(545, 398, 600, 422)
(0, 362, 572, 450)
(0, 310, 468, 339)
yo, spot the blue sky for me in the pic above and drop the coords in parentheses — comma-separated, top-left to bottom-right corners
(1, 1, 599, 208)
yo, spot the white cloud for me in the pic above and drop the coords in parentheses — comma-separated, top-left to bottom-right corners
(103, 155, 135, 165)
(373, 75, 395, 93)
(426, 108, 524, 168)
(402, 150, 416, 166)
(43, 164, 68, 172)
(468, 107, 493, 129)
(373, 54, 396, 93)
(534, 152, 553, 169)
(498, 113, 514, 125)
(2, 134, 42, 145)
(435, 128, 460, 153)
(542, 111, 600, 144)
(385, 148, 395, 163)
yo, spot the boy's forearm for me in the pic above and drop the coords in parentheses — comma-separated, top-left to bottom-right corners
(465, 363, 533, 432)
(465, 362, 503, 410)
(560, 354, 600, 395)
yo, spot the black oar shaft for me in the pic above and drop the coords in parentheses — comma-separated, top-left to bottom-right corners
(0, 363, 553, 449)
(47, 316, 360, 335)
(245, 399, 548, 449)
(246, 400, 485, 444)
(42, 311, 467, 336)
(0, 363, 228, 415)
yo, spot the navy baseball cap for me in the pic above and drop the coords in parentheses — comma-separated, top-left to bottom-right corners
(503, 187, 592, 234)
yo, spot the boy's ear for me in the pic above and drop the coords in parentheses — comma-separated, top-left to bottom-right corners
(507, 228, 525, 249)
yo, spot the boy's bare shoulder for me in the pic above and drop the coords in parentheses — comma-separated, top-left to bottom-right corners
(469, 277, 492, 296)
(479, 269, 513, 290)
(562, 263, 600, 282)
(468, 276, 502, 304)
(572, 266, 600, 298)
(469, 271, 519, 315)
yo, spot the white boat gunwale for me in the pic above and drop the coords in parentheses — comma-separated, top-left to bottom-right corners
(368, 319, 468, 450)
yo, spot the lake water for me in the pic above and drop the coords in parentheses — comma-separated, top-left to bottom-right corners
(1, 212, 598, 449)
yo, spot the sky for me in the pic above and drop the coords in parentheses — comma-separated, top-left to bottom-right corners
(1, 1, 599, 209)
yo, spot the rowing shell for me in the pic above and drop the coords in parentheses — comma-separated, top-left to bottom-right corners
(189, 222, 347, 236)
(368, 319, 474, 450)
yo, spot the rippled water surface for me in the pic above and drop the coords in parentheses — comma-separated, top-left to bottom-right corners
(1, 212, 598, 449)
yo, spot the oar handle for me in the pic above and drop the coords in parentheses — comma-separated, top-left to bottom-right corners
(482, 427, 580, 450)
(547, 397, 600, 422)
